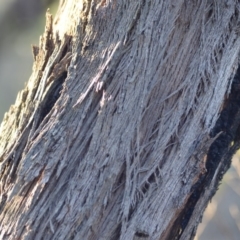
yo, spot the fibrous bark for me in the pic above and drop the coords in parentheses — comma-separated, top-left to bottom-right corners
(0, 1, 240, 239)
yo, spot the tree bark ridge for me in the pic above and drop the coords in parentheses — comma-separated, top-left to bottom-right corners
(0, 1, 240, 239)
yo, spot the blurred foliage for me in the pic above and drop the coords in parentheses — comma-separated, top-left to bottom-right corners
(0, 0, 57, 42)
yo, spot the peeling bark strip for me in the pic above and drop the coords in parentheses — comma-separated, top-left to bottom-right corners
(0, 10, 72, 181)
(0, 1, 240, 239)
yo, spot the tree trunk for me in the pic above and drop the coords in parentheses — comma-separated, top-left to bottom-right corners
(1, 1, 240, 239)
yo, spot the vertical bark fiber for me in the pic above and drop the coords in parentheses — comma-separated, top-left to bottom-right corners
(0, 1, 240, 239)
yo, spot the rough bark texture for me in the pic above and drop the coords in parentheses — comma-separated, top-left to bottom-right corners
(1, 1, 240, 239)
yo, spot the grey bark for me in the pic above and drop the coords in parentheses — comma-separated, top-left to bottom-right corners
(0, 1, 240, 239)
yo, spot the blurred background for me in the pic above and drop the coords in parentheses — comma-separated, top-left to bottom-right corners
(0, 0, 57, 116)
(0, 1, 240, 239)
